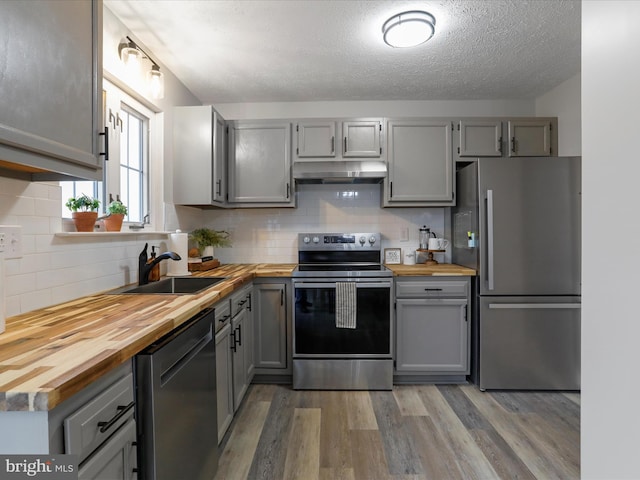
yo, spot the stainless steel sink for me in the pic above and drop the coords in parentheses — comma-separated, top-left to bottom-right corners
(111, 277, 227, 294)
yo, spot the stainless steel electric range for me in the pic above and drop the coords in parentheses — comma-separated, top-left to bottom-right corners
(292, 232, 393, 390)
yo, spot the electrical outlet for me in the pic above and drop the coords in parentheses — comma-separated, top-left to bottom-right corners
(0, 225, 22, 259)
(400, 227, 409, 242)
(0, 232, 5, 252)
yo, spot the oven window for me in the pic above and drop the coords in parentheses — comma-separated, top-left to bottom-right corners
(294, 286, 391, 355)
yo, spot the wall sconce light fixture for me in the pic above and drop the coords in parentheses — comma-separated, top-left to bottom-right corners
(382, 10, 436, 48)
(118, 36, 165, 99)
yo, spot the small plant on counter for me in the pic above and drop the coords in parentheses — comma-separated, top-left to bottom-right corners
(106, 200, 128, 216)
(189, 228, 232, 256)
(65, 194, 100, 212)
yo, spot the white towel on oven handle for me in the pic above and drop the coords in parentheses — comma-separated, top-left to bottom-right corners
(335, 282, 357, 329)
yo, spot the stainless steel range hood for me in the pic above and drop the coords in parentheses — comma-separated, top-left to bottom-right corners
(293, 160, 387, 184)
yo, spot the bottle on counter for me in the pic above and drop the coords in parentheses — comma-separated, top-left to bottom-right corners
(419, 225, 431, 250)
(148, 246, 161, 282)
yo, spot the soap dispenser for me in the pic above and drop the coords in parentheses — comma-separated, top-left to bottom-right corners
(148, 246, 160, 282)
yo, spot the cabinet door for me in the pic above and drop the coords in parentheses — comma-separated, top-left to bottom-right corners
(386, 120, 453, 204)
(78, 420, 137, 480)
(458, 120, 502, 157)
(254, 283, 287, 369)
(244, 288, 255, 382)
(174, 106, 226, 206)
(213, 110, 227, 203)
(342, 120, 382, 157)
(296, 121, 336, 158)
(508, 120, 552, 157)
(215, 323, 234, 444)
(228, 122, 292, 203)
(231, 310, 248, 411)
(0, 0, 103, 180)
(396, 298, 468, 373)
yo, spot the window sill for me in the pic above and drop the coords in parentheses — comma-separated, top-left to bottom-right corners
(55, 231, 171, 237)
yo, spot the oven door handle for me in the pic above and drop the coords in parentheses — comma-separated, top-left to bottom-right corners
(293, 281, 392, 289)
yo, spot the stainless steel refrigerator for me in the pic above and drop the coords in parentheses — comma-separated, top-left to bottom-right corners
(453, 157, 581, 390)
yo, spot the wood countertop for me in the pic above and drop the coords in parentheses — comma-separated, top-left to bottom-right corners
(386, 263, 476, 276)
(0, 262, 473, 412)
(0, 264, 295, 412)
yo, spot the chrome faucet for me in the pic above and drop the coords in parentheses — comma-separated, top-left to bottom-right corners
(138, 243, 181, 285)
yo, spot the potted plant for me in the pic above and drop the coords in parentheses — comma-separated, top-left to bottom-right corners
(65, 194, 100, 232)
(189, 228, 231, 257)
(103, 200, 128, 232)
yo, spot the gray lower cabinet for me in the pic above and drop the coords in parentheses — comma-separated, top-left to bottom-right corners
(384, 119, 454, 207)
(395, 278, 470, 377)
(230, 283, 254, 411)
(0, 0, 103, 181)
(78, 421, 137, 480)
(173, 105, 227, 206)
(215, 301, 233, 444)
(253, 281, 288, 371)
(228, 121, 294, 206)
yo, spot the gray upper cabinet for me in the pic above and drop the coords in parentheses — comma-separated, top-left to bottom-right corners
(508, 119, 553, 157)
(173, 106, 227, 206)
(296, 121, 336, 158)
(228, 121, 294, 206)
(0, 0, 103, 181)
(458, 120, 503, 157)
(384, 119, 454, 206)
(343, 120, 382, 157)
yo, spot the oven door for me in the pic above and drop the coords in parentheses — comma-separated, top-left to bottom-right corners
(293, 279, 393, 358)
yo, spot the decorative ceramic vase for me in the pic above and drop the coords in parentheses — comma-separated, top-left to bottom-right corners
(72, 211, 98, 232)
(103, 214, 125, 232)
(202, 246, 214, 258)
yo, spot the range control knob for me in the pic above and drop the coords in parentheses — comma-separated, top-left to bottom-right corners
(359, 236, 366, 245)
(303, 236, 310, 244)
(369, 235, 376, 245)
(312, 236, 320, 244)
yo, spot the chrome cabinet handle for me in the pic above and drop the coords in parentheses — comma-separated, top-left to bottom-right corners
(489, 303, 581, 309)
(331, 136, 335, 154)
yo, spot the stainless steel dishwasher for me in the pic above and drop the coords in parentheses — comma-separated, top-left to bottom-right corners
(136, 308, 218, 480)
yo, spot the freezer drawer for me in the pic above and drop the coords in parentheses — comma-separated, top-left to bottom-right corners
(479, 296, 580, 390)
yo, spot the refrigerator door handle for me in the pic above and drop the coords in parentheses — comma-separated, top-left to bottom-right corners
(489, 303, 581, 309)
(486, 189, 495, 290)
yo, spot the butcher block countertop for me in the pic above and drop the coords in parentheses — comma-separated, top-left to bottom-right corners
(0, 264, 295, 412)
(386, 263, 476, 276)
(0, 262, 472, 412)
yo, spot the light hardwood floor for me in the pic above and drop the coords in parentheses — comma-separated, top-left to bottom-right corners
(214, 384, 580, 480)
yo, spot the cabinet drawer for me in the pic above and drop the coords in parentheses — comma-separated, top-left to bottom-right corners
(65, 374, 135, 464)
(396, 280, 468, 298)
(231, 284, 252, 317)
(215, 298, 232, 333)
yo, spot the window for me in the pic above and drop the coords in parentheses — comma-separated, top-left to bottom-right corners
(61, 80, 157, 228)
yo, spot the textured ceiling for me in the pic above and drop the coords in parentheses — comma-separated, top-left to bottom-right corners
(104, 0, 581, 104)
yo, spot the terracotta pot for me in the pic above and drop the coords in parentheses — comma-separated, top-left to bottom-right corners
(103, 214, 125, 232)
(72, 211, 98, 232)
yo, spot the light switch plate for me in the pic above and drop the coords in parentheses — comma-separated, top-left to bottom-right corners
(0, 225, 22, 259)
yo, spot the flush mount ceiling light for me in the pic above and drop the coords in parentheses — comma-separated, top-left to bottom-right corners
(118, 36, 165, 99)
(382, 10, 436, 48)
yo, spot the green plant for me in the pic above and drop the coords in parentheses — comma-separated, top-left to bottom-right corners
(189, 228, 232, 251)
(65, 194, 100, 212)
(106, 200, 128, 215)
